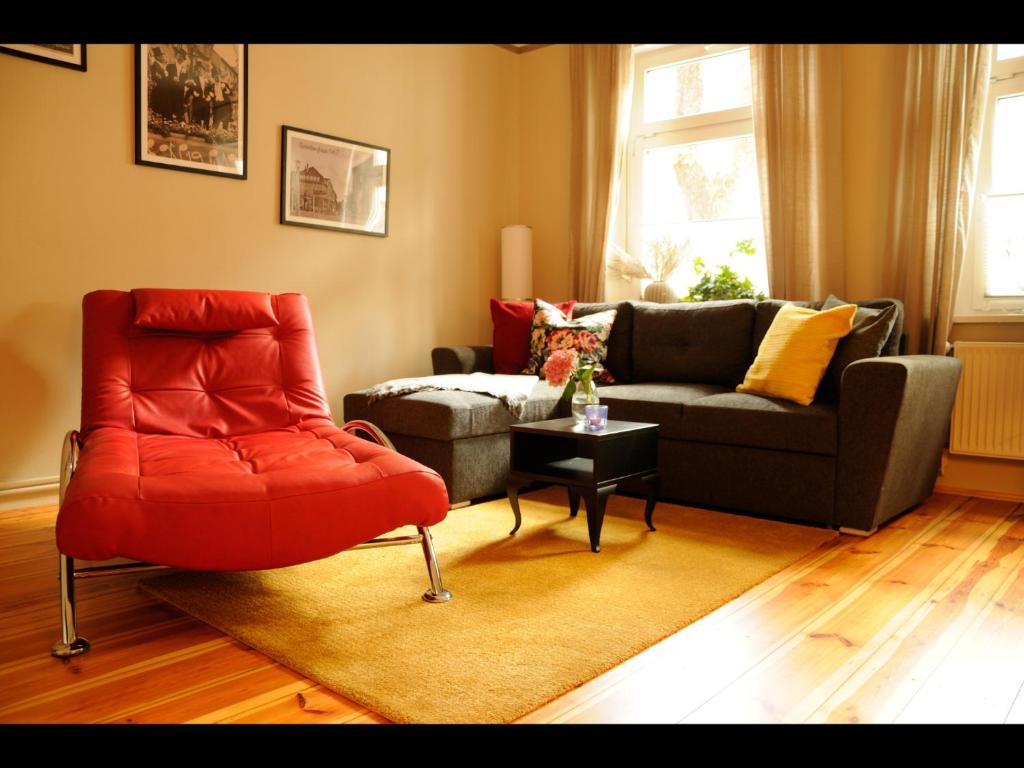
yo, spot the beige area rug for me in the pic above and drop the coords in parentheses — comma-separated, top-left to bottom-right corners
(141, 487, 836, 723)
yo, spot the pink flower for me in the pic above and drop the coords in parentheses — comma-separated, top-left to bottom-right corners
(541, 348, 578, 387)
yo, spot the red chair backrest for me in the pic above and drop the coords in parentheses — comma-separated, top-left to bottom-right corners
(81, 289, 333, 437)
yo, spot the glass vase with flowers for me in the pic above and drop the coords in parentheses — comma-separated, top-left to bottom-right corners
(541, 348, 600, 426)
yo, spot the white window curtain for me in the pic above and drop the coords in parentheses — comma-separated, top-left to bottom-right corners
(569, 45, 634, 302)
(884, 44, 993, 355)
(750, 44, 846, 301)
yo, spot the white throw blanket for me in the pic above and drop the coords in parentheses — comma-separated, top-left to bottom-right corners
(366, 373, 540, 419)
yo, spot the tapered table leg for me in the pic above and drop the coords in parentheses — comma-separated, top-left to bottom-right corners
(567, 486, 581, 518)
(507, 478, 530, 535)
(642, 472, 659, 531)
(583, 485, 616, 553)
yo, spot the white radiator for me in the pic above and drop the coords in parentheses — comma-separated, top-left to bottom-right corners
(950, 342, 1024, 460)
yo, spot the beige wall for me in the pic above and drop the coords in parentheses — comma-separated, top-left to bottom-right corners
(841, 45, 898, 300)
(519, 45, 572, 302)
(0, 44, 521, 486)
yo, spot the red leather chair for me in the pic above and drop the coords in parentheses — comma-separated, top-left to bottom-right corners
(52, 289, 451, 659)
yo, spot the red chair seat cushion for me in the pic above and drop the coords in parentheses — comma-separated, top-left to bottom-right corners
(57, 418, 449, 571)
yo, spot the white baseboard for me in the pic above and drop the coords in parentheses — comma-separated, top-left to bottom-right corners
(0, 476, 59, 513)
(932, 484, 1024, 503)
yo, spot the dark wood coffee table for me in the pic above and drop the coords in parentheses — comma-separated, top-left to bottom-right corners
(507, 417, 660, 553)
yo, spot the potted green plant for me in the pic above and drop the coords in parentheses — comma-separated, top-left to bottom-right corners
(681, 240, 766, 302)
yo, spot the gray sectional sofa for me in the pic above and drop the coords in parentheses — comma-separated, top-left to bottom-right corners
(344, 298, 962, 534)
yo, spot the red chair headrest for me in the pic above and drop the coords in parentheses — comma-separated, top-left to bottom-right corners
(131, 289, 279, 332)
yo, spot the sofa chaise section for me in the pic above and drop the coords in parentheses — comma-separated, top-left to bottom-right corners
(344, 381, 565, 504)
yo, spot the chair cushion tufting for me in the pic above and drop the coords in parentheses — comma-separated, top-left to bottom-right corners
(83, 290, 329, 438)
(57, 419, 449, 570)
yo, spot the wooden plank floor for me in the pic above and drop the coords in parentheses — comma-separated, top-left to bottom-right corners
(0, 492, 1021, 724)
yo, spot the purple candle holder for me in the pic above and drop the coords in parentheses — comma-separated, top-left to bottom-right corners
(584, 404, 608, 431)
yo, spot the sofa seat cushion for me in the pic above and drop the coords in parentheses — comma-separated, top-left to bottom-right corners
(343, 380, 565, 440)
(597, 383, 732, 439)
(680, 392, 838, 456)
(57, 419, 449, 570)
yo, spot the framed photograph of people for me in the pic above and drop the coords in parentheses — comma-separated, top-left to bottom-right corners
(135, 44, 247, 179)
(280, 125, 390, 236)
(0, 44, 86, 71)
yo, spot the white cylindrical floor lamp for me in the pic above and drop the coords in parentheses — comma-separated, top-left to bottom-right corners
(501, 224, 533, 300)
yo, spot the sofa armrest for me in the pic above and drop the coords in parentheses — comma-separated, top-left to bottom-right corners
(431, 346, 494, 375)
(836, 355, 962, 532)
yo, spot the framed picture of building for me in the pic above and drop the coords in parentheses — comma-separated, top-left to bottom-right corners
(280, 125, 390, 236)
(135, 44, 247, 179)
(0, 44, 86, 71)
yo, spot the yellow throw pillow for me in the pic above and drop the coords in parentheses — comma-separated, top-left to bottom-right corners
(737, 303, 857, 405)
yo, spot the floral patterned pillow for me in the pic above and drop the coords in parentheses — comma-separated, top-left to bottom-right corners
(522, 299, 618, 383)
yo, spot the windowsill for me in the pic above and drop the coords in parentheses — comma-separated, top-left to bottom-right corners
(953, 313, 1024, 324)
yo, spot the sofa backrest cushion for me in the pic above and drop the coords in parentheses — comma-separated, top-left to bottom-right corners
(81, 290, 332, 438)
(752, 297, 904, 359)
(817, 300, 898, 400)
(632, 300, 756, 385)
(855, 298, 905, 356)
(575, 301, 634, 383)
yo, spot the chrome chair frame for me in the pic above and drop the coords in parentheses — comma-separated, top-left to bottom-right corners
(52, 421, 452, 660)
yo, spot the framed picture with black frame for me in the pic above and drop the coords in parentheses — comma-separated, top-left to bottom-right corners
(135, 44, 247, 179)
(0, 44, 86, 71)
(280, 125, 390, 237)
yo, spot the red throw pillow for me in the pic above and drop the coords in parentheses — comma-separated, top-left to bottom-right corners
(491, 298, 576, 374)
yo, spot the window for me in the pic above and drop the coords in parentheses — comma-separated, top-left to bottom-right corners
(622, 44, 767, 299)
(956, 45, 1024, 319)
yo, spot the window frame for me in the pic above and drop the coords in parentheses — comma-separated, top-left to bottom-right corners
(624, 43, 761, 294)
(956, 47, 1024, 321)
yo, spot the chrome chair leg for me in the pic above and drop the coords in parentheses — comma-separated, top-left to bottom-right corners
(345, 423, 451, 603)
(52, 430, 89, 659)
(418, 526, 452, 603)
(51, 553, 90, 659)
